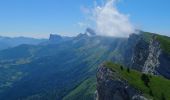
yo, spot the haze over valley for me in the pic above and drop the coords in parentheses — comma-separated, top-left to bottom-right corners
(0, 0, 170, 100)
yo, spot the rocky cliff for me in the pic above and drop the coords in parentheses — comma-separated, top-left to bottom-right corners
(96, 64, 148, 100)
(131, 35, 161, 75)
(96, 32, 170, 100)
(142, 36, 161, 74)
(131, 33, 170, 78)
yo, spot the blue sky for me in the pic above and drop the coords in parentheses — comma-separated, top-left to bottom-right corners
(0, 0, 169, 38)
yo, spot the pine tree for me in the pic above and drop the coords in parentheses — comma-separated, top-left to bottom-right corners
(120, 65, 123, 71)
(149, 89, 153, 96)
(127, 67, 130, 73)
(141, 74, 150, 87)
(161, 93, 166, 100)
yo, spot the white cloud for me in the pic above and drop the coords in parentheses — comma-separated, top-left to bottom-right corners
(89, 0, 135, 37)
(81, 6, 90, 14)
(77, 22, 88, 28)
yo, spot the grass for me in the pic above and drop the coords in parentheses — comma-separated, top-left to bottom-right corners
(141, 31, 153, 43)
(156, 35, 170, 54)
(63, 77, 96, 100)
(105, 62, 170, 100)
(140, 31, 170, 54)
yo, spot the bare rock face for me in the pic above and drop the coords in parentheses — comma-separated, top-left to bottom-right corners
(131, 35, 170, 79)
(96, 65, 148, 100)
(157, 49, 170, 79)
(131, 38, 150, 71)
(143, 36, 161, 74)
(95, 33, 170, 100)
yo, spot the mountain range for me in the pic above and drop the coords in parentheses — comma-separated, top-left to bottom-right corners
(0, 29, 170, 100)
(0, 36, 47, 50)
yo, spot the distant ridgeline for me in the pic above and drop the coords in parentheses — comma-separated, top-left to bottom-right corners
(0, 36, 46, 50)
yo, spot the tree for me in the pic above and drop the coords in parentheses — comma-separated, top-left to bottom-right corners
(149, 89, 153, 96)
(161, 93, 166, 100)
(141, 74, 150, 87)
(127, 67, 130, 73)
(120, 65, 124, 71)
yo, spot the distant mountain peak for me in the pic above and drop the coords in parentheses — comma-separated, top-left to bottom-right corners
(49, 34, 62, 41)
(76, 33, 88, 38)
(75, 28, 96, 39)
(85, 28, 96, 36)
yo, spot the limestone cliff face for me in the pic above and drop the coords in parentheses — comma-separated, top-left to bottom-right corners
(95, 33, 170, 100)
(131, 36, 161, 75)
(131, 35, 170, 78)
(142, 36, 161, 74)
(157, 48, 170, 79)
(131, 38, 150, 72)
(96, 65, 148, 100)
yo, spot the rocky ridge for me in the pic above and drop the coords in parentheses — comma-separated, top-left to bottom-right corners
(96, 33, 170, 100)
(96, 64, 149, 100)
(131, 34, 170, 78)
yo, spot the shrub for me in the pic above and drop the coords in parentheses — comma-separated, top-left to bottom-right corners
(120, 66, 124, 71)
(141, 74, 150, 87)
(161, 93, 166, 100)
(149, 89, 153, 96)
(127, 67, 130, 73)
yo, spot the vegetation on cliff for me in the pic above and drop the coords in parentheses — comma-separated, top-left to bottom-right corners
(156, 35, 170, 54)
(105, 62, 170, 100)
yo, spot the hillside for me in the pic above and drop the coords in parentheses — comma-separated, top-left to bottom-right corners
(156, 34, 170, 54)
(103, 62, 170, 100)
(95, 32, 170, 100)
(0, 33, 128, 100)
(0, 31, 169, 100)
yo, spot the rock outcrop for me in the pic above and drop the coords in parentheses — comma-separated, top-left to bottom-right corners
(95, 32, 170, 100)
(131, 36, 161, 75)
(131, 34, 170, 78)
(156, 47, 170, 79)
(131, 38, 150, 72)
(96, 65, 148, 100)
(143, 36, 161, 74)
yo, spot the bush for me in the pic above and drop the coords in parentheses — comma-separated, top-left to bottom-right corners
(161, 93, 166, 100)
(141, 74, 150, 87)
(127, 68, 130, 73)
(149, 89, 153, 96)
(120, 66, 124, 71)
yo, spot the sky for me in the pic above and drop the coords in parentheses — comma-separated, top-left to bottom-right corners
(0, 0, 169, 38)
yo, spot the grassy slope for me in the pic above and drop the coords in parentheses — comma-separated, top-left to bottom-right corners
(142, 31, 170, 54)
(105, 62, 170, 100)
(63, 77, 96, 100)
(156, 35, 170, 54)
(141, 32, 153, 43)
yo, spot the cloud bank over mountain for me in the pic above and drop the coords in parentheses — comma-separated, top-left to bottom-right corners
(84, 0, 135, 37)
